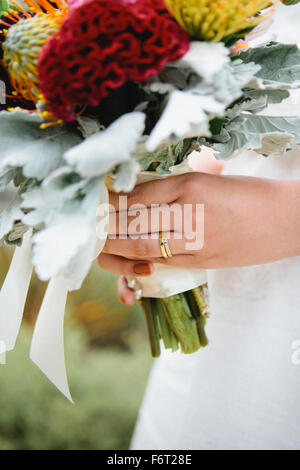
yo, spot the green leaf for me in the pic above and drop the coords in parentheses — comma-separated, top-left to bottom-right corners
(242, 42, 300, 89)
(209, 118, 224, 135)
(76, 116, 103, 139)
(177, 41, 230, 82)
(0, 168, 18, 191)
(226, 95, 268, 119)
(144, 46, 263, 151)
(4, 221, 28, 246)
(138, 146, 174, 173)
(0, 110, 82, 180)
(64, 112, 145, 178)
(243, 89, 290, 106)
(213, 114, 300, 159)
(225, 90, 290, 121)
(213, 60, 261, 105)
(146, 90, 223, 151)
(137, 139, 194, 173)
(30, 177, 103, 289)
(21, 172, 106, 289)
(0, 193, 23, 243)
(149, 67, 189, 94)
(113, 159, 140, 193)
(21, 168, 88, 227)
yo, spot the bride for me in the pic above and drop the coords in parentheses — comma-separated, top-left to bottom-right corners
(97, 4, 300, 450)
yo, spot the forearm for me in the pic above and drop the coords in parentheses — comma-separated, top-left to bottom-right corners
(200, 175, 300, 267)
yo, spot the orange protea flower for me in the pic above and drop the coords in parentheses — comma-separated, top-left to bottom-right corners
(0, 0, 68, 105)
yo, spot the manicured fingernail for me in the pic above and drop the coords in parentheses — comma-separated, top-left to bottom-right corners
(125, 294, 135, 306)
(134, 263, 151, 275)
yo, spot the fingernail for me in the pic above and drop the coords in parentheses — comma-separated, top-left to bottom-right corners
(134, 263, 151, 275)
(125, 294, 135, 306)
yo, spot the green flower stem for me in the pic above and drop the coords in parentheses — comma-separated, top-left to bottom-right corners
(156, 298, 179, 352)
(139, 298, 161, 358)
(187, 288, 209, 348)
(160, 294, 201, 354)
(141, 286, 210, 357)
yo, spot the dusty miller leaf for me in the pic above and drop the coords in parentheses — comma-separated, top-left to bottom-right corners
(64, 112, 145, 178)
(0, 193, 23, 243)
(113, 160, 140, 193)
(243, 89, 290, 106)
(213, 60, 261, 105)
(146, 91, 223, 151)
(0, 110, 82, 180)
(226, 95, 268, 119)
(138, 146, 175, 173)
(31, 177, 103, 283)
(76, 116, 104, 139)
(0, 168, 18, 191)
(242, 42, 300, 89)
(175, 42, 230, 82)
(21, 168, 88, 227)
(213, 114, 300, 158)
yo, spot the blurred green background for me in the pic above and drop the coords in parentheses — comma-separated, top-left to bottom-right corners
(0, 247, 152, 450)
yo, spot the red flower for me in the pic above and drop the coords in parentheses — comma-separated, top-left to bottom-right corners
(38, 0, 190, 121)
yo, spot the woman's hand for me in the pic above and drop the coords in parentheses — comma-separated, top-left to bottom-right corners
(98, 172, 300, 292)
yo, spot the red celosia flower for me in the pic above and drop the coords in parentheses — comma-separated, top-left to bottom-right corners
(38, 0, 190, 121)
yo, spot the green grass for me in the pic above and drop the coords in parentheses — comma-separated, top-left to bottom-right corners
(0, 324, 152, 450)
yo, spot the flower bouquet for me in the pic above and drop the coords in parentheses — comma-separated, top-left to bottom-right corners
(1, 0, 300, 399)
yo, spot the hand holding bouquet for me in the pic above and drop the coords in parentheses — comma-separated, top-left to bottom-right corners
(0, 0, 300, 399)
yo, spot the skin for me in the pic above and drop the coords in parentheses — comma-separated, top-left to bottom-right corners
(98, 160, 300, 305)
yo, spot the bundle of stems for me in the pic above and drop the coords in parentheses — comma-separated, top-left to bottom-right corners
(140, 285, 209, 357)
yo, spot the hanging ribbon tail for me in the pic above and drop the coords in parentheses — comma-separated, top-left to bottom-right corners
(0, 230, 33, 351)
(30, 275, 73, 403)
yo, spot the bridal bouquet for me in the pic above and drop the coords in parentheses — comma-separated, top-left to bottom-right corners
(1, 0, 300, 400)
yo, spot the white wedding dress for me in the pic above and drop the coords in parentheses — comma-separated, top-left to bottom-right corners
(131, 5, 300, 450)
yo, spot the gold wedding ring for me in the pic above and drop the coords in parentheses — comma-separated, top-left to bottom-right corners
(159, 231, 172, 258)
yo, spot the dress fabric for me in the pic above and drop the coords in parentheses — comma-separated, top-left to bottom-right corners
(131, 5, 300, 450)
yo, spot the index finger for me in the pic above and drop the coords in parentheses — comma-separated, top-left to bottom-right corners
(108, 176, 183, 210)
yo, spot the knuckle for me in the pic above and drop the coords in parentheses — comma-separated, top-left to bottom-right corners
(183, 172, 200, 191)
(133, 239, 150, 258)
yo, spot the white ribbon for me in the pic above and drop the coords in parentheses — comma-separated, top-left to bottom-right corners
(0, 180, 109, 402)
(133, 264, 207, 298)
(0, 230, 33, 351)
(29, 180, 109, 402)
(30, 275, 72, 402)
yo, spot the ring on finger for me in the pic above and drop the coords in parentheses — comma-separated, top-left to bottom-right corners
(159, 231, 173, 259)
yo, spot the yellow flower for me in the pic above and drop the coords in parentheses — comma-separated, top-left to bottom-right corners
(164, 0, 274, 41)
